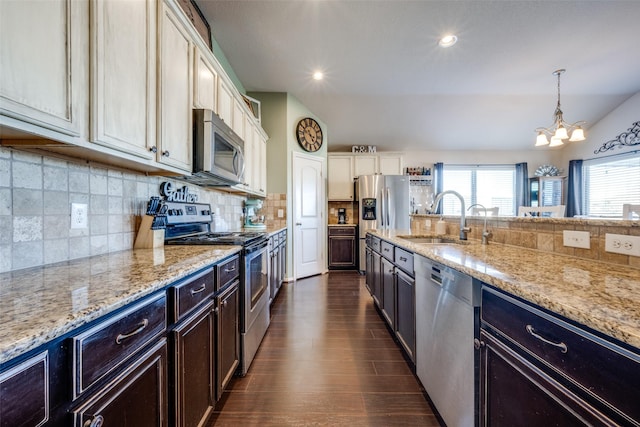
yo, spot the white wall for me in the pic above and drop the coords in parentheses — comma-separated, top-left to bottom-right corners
(560, 92, 640, 164)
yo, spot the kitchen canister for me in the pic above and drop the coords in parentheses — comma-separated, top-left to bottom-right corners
(435, 218, 447, 235)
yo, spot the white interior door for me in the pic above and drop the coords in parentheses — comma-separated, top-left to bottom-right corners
(292, 152, 326, 279)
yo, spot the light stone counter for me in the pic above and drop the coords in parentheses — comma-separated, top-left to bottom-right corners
(370, 229, 640, 350)
(0, 245, 240, 364)
(263, 226, 287, 237)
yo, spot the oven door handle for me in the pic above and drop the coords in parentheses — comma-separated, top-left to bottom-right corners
(244, 240, 268, 255)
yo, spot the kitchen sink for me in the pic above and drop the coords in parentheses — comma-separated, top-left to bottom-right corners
(398, 236, 467, 245)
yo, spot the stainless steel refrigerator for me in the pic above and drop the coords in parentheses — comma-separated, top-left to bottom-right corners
(356, 175, 411, 270)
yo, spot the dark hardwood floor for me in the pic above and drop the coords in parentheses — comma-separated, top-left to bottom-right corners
(209, 271, 439, 426)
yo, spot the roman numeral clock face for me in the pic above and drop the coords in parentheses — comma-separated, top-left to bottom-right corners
(296, 118, 323, 152)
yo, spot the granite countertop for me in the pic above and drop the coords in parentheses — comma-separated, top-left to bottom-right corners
(370, 230, 640, 350)
(328, 223, 357, 227)
(263, 226, 287, 237)
(0, 245, 241, 364)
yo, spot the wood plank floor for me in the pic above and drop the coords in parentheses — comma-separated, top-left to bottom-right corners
(209, 271, 440, 426)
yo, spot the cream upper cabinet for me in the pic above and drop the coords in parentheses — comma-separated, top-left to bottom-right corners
(157, 2, 193, 171)
(90, 0, 156, 159)
(255, 127, 267, 196)
(232, 101, 244, 138)
(193, 46, 217, 111)
(241, 115, 254, 190)
(353, 155, 378, 177)
(217, 79, 233, 126)
(328, 155, 354, 201)
(0, 0, 84, 137)
(378, 153, 404, 175)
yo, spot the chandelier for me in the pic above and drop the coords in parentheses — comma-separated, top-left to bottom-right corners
(535, 69, 586, 147)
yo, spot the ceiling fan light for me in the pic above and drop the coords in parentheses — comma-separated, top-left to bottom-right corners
(569, 127, 585, 141)
(535, 132, 550, 146)
(549, 136, 564, 147)
(554, 126, 569, 140)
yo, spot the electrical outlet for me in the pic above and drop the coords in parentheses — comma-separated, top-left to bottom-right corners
(277, 209, 284, 218)
(70, 203, 88, 229)
(605, 233, 640, 257)
(562, 230, 590, 249)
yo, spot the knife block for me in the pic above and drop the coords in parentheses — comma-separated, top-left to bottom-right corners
(134, 215, 164, 249)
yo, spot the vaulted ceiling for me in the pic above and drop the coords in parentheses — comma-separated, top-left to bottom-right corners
(196, 0, 640, 152)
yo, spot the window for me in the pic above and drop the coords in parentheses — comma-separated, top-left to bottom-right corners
(441, 165, 516, 215)
(582, 153, 640, 217)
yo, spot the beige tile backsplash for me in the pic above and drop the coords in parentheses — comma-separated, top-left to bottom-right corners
(0, 146, 247, 273)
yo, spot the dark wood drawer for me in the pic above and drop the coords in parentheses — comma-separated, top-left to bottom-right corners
(481, 286, 640, 423)
(370, 236, 381, 253)
(380, 241, 394, 261)
(217, 255, 240, 289)
(328, 226, 355, 236)
(394, 247, 413, 275)
(72, 293, 166, 398)
(0, 351, 48, 427)
(169, 267, 214, 323)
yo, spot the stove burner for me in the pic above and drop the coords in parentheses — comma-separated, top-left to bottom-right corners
(166, 231, 266, 247)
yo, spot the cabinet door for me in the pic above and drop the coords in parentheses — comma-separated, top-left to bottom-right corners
(232, 101, 244, 138)
(395, 269, 415, 361)
(0, 0, 83, 136)
(158, 4, 193, 171)
(172, 302, 215, 427)
(256, 129, 267, 195)
(90, 0, 155, 159)
(328, 235, 356, 269)
(217, 282, 239, 398)
(72, 340, 168, 427)
(380, 257, 395, 327)
(372, 251, 382, 307)
(479, 331, 616, 427)
(241, 120, 254, 190)
(379, 154, 404, 175)
(217, 79, 233, 125)
(327, 155, 354, 200)
(354, 155, 378, 177)
(0, 351, 48, 427)
(278, 234, 287, 285)
(365, 248, 374, 296)
(193, 47, 217, 111)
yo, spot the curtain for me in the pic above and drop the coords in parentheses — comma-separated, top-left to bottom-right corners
(515, 162, 529, 211)
(433, 162, 444, 214)
(566, 159, 583, 217)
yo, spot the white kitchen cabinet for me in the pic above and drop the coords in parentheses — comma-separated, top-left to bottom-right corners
(241, 115, 254, 191)
(328, 155, 354, 201)
(90, 0, 156, 159)
(157, 2, 193, 172)
(255, 128, 267, 196)
(193, 46, 217, 111)
(354, 155, 378, 177)
(217, 79, 233, 126)
(232, 101, 244, 139)
(378, 153, 404, 175)
(0, 0, 85, 137)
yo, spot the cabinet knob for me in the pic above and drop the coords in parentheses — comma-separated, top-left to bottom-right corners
(162, 150, 170, 157)
(83, 415, 104, 427)
(149, 146, 157, 153)
(473, 338, 485, 350)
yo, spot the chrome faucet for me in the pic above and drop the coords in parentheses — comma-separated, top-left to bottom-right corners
(468, 203, 492, 245)
(431, 190, 471, 240)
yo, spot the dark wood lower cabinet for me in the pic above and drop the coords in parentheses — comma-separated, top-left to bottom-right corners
(479, 331, 615, 427)
(71, 339, 168, 427)
(0, 351, 49, 427)
(172, 302, 216, 427)
(395, 268, 415, 362)
(328, 226, 357, 269)
(217, 282, 239, 398)
(380, 257, 395, 328)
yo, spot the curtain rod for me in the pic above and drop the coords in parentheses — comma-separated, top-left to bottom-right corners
(581, 149, 639, 162)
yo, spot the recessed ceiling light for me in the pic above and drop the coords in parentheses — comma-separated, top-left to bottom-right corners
(313, 71, 324, 81)
(438, 34, 458, 48)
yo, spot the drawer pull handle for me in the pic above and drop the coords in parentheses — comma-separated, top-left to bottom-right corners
(399, 256, 407, 262)
(526, 325, 568, 353)
(190, 284, 206, 295)
(83, 415, 104, 427)
(115, 319, 149, 344)
(224, 265, 236, 273)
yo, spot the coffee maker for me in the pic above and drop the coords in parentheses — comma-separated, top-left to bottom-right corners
(337, 208, 347, 224)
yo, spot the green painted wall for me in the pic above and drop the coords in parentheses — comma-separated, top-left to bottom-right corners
(210, 31, 246, 95)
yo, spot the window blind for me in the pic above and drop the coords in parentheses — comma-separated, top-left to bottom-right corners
(583, 153, 640, 217)
(442, 165, 516, 216)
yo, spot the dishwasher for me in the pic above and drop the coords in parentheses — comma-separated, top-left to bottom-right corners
(415, 255, 480, 427)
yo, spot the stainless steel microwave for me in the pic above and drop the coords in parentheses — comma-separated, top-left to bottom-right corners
(190, 109, 245, 186)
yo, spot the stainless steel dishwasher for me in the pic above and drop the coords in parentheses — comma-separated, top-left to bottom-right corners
(415, 255, 480, 427)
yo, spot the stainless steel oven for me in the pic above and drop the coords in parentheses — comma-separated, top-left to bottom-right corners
(162, 200, 270, 375)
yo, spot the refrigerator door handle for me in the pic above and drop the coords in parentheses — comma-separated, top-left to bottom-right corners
(386, 187, 393, 229)
(380, 188, 386, 227)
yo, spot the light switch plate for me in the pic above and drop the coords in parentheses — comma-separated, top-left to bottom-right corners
(562, 230, 590, 249)
(277, 209, 284, 218)
(605, 233, 640, 257)
(71, 203, 88, 229)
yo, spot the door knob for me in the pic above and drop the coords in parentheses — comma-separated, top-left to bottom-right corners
(295, 222, 302, 226)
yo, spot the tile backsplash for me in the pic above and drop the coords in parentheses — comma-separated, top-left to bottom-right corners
(0, 146, 246, 273)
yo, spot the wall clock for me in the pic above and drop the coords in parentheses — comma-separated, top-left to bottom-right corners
(296, 117, 323, 152)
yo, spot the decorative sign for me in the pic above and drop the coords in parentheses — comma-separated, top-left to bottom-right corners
(160, 182, 198, 203)
(351, 145, 377, 153)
